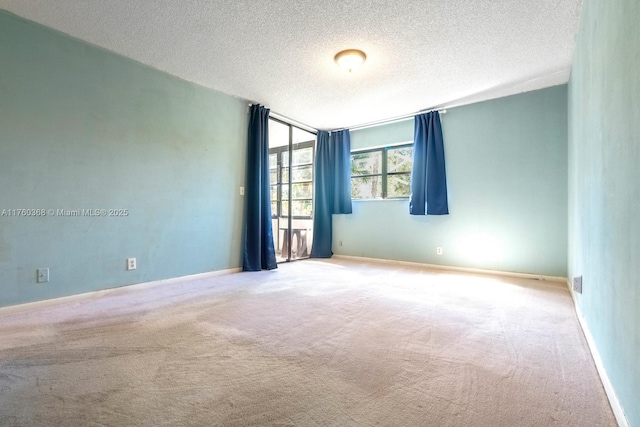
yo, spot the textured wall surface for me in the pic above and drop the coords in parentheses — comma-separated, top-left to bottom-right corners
(0, 11, 247, 307)
(568, 0, 640, 424)
(334, 86, 568, 277)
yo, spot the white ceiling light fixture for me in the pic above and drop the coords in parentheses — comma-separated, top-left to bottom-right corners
(334, 49, 367, 73)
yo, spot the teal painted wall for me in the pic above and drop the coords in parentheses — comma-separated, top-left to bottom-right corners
(0, 11, 247, 307)
(334, 86, 568, 276)
(568, 0, 640, 423)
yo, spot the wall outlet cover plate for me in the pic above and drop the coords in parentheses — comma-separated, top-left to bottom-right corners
(573, 276, 583, 293)
(37, 268, 49, 283)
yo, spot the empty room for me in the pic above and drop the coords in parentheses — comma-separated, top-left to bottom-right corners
(0, 0, 638, 426)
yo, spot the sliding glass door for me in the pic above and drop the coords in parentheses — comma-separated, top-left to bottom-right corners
(269, 119, 315, 262)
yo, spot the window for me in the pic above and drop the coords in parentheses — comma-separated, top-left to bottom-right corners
(269, 142, 314, 218)
(268, 119, 316, 263)
(351, 144, 413, 199)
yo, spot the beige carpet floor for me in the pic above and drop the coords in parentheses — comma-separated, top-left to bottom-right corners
(0, 259, 616, 426)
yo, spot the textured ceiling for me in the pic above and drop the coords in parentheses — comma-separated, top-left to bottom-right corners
(0, 0, 582, 129)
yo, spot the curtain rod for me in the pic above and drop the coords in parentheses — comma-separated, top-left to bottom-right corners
(247, 103, 318, 135)
(250, 102, 449, 134)
(270, 112, 318, 135)
(336, 107, 448, 133)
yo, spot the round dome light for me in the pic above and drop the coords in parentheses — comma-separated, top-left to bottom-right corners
(334, 49, 367, 72)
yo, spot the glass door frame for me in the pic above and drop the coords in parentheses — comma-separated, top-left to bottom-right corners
(268, 117, 316, 263)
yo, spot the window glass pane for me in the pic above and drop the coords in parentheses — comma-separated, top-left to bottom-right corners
(387, 173, 411, 198)
(281, 184, 290, 200)
(292, 147, 313, 165)
(270, 185, 278, 201)
(292, 200, 313, 217)
(282, 167, 289, 183)
(268, 120, 289, 149)
(281, 201, 289, 217)
(271, 201, 278, 216)
(291, 165, 312, 182)
(291, 183, 312, 199)
(282, 151, 289, 166)
(351, 176, 382, 199)
(387, 146, 413, 173)
(269, 153, 278, 169)
(351, 151, 382, 176)
(270, 169, 278, 185)
(292, 127, 315, 144)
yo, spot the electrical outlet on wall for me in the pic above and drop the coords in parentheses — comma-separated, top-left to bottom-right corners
(573, 276, 582, 293)
(436, 247, 443, 255)
(127, 258, 137, 271)
(37, 268, 49, 283)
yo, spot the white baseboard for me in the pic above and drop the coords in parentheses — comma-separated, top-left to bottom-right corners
(0, 267, 241, 315)
(565, 280, 629, 427)
(332, 254, 567, 283)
